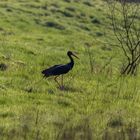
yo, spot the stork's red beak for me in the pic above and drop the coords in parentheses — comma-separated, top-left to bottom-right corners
(72, 53, 79, 59)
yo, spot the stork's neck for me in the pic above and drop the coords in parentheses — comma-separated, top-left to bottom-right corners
(68, 54, 74, 68)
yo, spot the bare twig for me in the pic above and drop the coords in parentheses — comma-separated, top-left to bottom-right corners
(106, 0, 140, 75)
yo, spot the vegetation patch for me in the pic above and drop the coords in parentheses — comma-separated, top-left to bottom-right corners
(65, 7, 76, 12)
(0, 112, 14, 118)
(83, 1, 94, 7)
(60, 10, 74, 17)
(44, 21, 65, 30)
(57, 99, 71, 107)
(64, 0, 71, 3)
(58, 119, 92, 140)
(79, 24, 90, 31)
(107, 117, 124, 128)
(91, 17, 101, 24)
(96, 32, 104, 37)
(0, 63, 8, 71)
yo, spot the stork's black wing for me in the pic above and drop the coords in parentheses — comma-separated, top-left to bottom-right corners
(42, 64, 62, 77)
(42, 63, 71, 77)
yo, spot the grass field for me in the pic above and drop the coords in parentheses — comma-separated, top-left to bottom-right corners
(0, 0, 140, 139)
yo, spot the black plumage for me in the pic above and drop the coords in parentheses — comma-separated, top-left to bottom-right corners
(42, 51, 78, 88)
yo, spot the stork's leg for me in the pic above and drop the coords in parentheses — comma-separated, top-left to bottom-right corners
(61, 75, 63, 87)
(61, 75, 64, 90)
(54, 76, 61, 88)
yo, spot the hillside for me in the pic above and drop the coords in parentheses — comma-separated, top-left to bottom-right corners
(0, 0, 140, 140)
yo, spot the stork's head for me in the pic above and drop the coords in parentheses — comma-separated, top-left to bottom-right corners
(67, 51, 79, 59)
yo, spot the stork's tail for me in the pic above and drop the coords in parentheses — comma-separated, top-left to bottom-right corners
(41, 69, 50, 78)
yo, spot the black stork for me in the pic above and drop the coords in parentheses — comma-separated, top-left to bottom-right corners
(42, 51, 79, 89)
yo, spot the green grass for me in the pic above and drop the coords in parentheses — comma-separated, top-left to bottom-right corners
(0, 0, 140, 139)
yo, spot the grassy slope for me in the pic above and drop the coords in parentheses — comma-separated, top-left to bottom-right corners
(0, 0, 140, 139)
